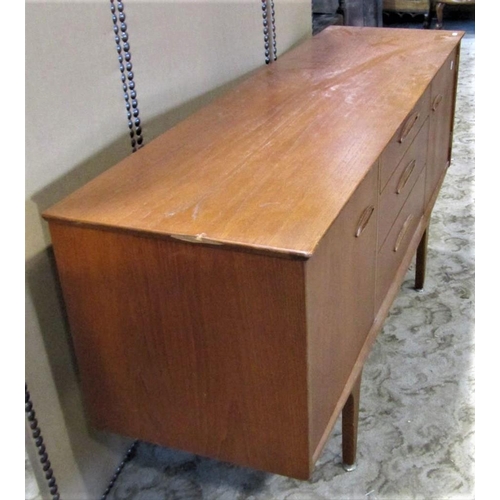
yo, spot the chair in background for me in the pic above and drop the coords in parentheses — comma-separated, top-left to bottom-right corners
(434, 0, 475, 29)
(383, 1, 432, 28)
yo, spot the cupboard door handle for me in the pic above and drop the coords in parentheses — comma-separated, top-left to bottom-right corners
(355, 205, 375, 238)
(396, 159, 416, 194)
(394, 214, 414, 252)
(432, 94, 443, 111)
(398, 112, 420, 143)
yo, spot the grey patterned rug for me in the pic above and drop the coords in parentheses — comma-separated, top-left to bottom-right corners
(108, 35, 475, 500)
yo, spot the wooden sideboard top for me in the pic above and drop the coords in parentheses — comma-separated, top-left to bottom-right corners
(43, 26, 463, 258)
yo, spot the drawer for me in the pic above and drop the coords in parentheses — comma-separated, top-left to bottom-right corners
(378, 117, 429, 250)
(379, 86, 431, 193)
(376, 167, 425, 311)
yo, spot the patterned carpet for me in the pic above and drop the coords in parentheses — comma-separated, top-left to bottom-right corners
(107, 34, 475, 500)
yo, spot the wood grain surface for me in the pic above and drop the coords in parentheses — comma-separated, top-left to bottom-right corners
(43, 27, 463, 258)
(48, 221, 311, 478)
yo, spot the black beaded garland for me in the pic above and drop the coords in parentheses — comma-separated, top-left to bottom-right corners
(269, 0, 277, 60)
(100, 441, 139, 499)
(26, 384, 60, 500)
(260, 0, 277, 63)
(110, 0, 143, 152)
(261, 1, 270, 63)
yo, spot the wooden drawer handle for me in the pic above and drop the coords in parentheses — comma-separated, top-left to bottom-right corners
(432, 94, 443, 112)
(355, 205, 375, 238)
(396, 159, 416, 195)
(398, 112, 420, 143)
(394, 214, 414, 252)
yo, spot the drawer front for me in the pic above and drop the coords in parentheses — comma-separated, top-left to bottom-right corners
(378, 117, 429, 250)
(425, 49, 459, 207)
(376, 168, 425, 311)
(379, 86, 431, 193)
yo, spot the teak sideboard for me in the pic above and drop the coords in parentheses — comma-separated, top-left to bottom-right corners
(43, 26, 463, 479)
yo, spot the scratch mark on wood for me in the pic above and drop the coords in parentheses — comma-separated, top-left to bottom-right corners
(192, 203, 201, 220)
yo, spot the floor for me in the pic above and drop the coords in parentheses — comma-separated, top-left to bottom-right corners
(106, 14, 475, 500)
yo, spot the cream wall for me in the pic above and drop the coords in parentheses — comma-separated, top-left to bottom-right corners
(25, 1, 311, 498)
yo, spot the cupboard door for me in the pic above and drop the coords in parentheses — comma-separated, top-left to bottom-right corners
(425, 49, 459, 207)
(306, 165, 378, 456)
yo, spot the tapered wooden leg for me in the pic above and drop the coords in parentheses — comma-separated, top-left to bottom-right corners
(436, 2, 444, 29)
(415, 228, 429, 291)
(342, 370, 362, 472)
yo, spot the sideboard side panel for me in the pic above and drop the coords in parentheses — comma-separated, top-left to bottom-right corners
(306, 165, 378, 459)
(48, 223, 311, 479)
